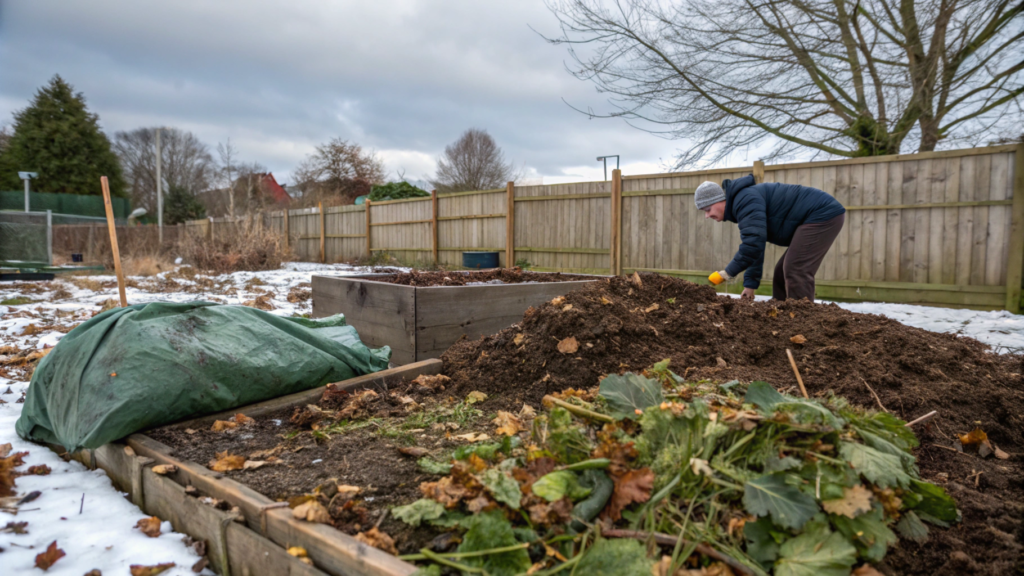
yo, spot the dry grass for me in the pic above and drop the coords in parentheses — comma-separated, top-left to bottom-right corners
(123, 255, 175, 277)
(176, 217, 292, 274)
(69, 277, 103, 292)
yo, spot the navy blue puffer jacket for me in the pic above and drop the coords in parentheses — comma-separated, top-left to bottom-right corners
(722, 174, 845, 289)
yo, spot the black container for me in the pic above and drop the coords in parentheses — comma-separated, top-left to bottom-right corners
(71, 253, 83, 263)
(462, 251, 499, 269)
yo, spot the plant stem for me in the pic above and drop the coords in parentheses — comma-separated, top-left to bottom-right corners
(417, 548, 486, 573)
(529, 554, 583, 576)
(400, 542, 530, 561)
(543, 395, 615, 423)
(602, 529, 756, 576)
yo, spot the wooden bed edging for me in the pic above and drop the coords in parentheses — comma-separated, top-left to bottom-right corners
(67, 360, 442, 576)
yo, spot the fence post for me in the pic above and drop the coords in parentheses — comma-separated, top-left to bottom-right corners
(611, 169, 623, 275)
(365, 200, 372, 257)
(283, 209, 290, 250)
(431, 191, 439, 266)
(1006, 144, 1024, 313)
(209, 219, 214, 242)
(319, 202, 326, 264)
(753, 160, 765, 183)
(46, 209, 52, 266)
(506, 182, 515, 269)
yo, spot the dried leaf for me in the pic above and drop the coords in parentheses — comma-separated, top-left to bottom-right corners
(136, 516, 163, 538)
(411, 373, 450, 392)
(243, 460, 268, 470)
(492, 411, 523, 436)
(716, 357, 728, 368)
(631, 272, 643, 287)
(292, 500, 331, 523)
(210, 420, 237, 432)
(958, 427, 987, 446)
(208, 451, 245, 472)
(790, 334, 807, 344)
(0, 450, 29, 497)
(399, 446, 430, 458)
(528, 497, 573, 527)
(466, 390, 488, 404)
(129, 563, 176, 576)
(644, 303, 659, 313)
(513, 333, 525, 346)
(455, 432, 490, 442)
(355, 527, 398, 555)
(0, 443, 10, 458)
(232, 413, 255, 426)
(519, 403, 537, 420)
(1, 521, 28, 534)
(551, 296, 565, 306)
(26, 464, 51, 475)
(822, 484, 874, 519)
(287, 546, 309, 558)
(34, 540, 66, 571)
(562, 304, 573, 312)
(152, 464, 177, 475)
(994, 446, 1010, 460)
(421, 476, 470, 509)
(600, 297, 613, 305)
(605, 467, 654, 521)
(853, 566, 885, 576)
(557, 337, 579, 354)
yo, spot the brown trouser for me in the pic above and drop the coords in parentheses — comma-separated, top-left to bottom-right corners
(772, 213, 845, 302)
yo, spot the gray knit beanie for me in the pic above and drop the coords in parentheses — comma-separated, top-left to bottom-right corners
(694, 181, 726, 210)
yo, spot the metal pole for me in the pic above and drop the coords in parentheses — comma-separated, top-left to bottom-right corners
(46, 210, 52, 265)
(24, 178, 30, 212)
(603, 158, 607, 181)
(156, 128, 163, 244)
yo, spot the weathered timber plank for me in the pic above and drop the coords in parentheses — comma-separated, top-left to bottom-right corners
(414, 280, 599, 358)
(312, 276, 416, 365)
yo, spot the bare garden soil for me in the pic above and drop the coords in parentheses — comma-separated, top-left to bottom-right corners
(364, 269, 598, 286)
(152, 273, 1023, 575)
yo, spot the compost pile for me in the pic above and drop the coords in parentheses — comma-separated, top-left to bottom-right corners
(369, 269, 593, 286)
(439, 273, 1024, 575)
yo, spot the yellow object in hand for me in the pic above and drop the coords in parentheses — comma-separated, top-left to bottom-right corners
(709, 271, 726, 285)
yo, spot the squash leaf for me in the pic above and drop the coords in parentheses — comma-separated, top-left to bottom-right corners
(907, 479, 958, 524)
(598, 373, 664, 420)
(479, 468, 522, 510)
(775, 522, 857, 576)
(839, 442, 911, 488)
(532, 470, 592, 502)
(895, 510, 929, 543)
(574, 537, 655, 575)
(743, 473, 819, 530)
(831, 506, 897, 563)
(457, 511, 531, 576)
(392, 499, 445, 527)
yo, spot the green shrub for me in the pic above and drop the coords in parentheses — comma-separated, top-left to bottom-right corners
(368, 181, 429, 201)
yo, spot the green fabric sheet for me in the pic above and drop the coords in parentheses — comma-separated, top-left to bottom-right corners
(16, 301, 391, 452)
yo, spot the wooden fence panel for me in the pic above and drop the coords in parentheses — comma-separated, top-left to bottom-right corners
(369, 198, 432, 266)
(437, 190, 507, 267)
(513, 181, 611, 273)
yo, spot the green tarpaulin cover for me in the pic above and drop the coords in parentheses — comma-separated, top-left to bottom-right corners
(16, 301, 391, 452)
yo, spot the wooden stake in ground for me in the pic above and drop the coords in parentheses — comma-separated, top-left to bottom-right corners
(785, 349, 809, 398)
(100, 176, 127, 307)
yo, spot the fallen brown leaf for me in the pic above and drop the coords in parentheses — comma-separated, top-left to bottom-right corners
(210, 420, 237, 432)
(562, 304, 573, 312)
(152, 464, 177, 475)
(790, 334, 807, 344)
(557, 336, 579, 354)
(644, 303, 659, 313)
(1, 521, 28, 534)
(34, 540, 66, 571)
(600, 296, 613, 305)
(852, 566, 885, 576)
(398, 447, 430, 458)
(136, 516, 162, 538)
(605, 467, 654, 521)
(492, 411, 523, 436)
(631, 272, 643, 287)
(454, 432, 490, 442)
(208, 451, 245, 472)
(0, 443, 11, 458)
(292, 500, 331, 523)
(232, 413, 255, 426)
(822, 484, 873, 519)
(513, 333, 525, 346)
(243, 460, 268, 471)
(466, 391, 487, 404)
(355, 527, 398, 555)
(26, 464, 51, 475)
(129, 563, 176, 576)
(551, 296, 565, 306)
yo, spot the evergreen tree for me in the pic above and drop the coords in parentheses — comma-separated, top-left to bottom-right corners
(164, 184, 206, 224)
(0, 75, 126, 197)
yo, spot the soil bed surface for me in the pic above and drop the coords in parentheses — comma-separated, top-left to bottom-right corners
(441, 273, 1024, 576)
(363, 269, 598, 286)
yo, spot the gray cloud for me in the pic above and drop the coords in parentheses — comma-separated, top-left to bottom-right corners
(0, 1, 684, 184)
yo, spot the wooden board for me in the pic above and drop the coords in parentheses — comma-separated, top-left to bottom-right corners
(414, 279, 599, 358)
(311, 276, 417, 365)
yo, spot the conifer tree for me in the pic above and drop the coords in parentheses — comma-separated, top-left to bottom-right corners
(0, 75, 126, 196)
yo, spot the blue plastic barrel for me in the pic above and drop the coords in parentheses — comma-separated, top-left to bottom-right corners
(462, 251, 499, 269)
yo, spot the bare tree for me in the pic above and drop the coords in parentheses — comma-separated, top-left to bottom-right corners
(217, 138, 239, 217)
(544, 0, 1023, 167)
(114, 127, 216, 213)
(292, 138, 385, 207)
(430, 129, 519, 193)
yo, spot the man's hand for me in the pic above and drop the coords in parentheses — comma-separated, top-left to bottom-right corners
(740, 288, 756, 300)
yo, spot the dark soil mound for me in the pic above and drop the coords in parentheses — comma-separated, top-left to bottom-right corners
(368, 269, 596, 286)
(441, 272, 1024, 575)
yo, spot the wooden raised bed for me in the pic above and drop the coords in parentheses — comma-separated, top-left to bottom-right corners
(59, 361, 443, 576)
(311, 273, 600, 365)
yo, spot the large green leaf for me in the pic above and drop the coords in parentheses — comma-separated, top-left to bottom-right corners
(417, 457, 452, 475)
(478, 468, 522, 510)
(598, 373, 664, 420)
(839, 442, 911, 488)
(574, 538, 655, 575)
(743, 515, 781, 565)
(831, 506, 897, 563)
(391, 498, 445, 527)
(853, 426, 917, 475)
(745, 382, 841, 427)
(745, 381, 785, 411)
(775, 522, 857, 576)
(907, 479, 959, 524)
(532, 470, 592, 502)
(895, 510, 930, 543)
(743, 473, 819, 530)
(410, 566, 441, 576)
(457, 511, 531, 576)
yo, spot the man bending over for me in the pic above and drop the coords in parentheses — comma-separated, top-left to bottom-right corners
(695, 174, 845, 302)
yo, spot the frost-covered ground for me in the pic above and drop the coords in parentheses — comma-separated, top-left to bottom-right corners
(2, 263, 1024, 574)
(0, 262, 390, 576)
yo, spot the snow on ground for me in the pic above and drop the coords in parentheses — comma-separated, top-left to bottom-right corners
(0, 262, 388, 575)
(1, 263, 1023, 574)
